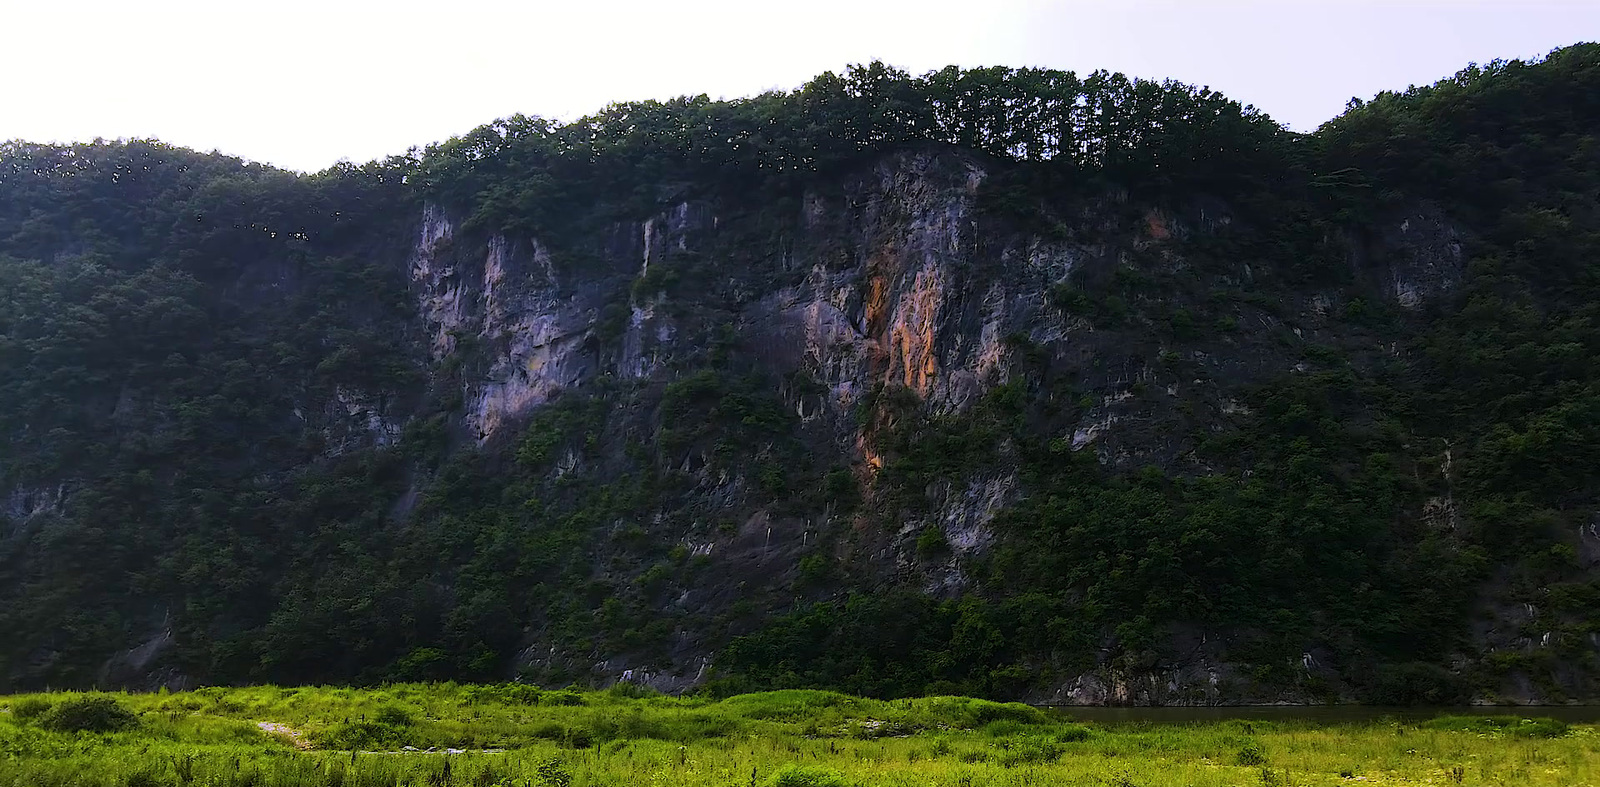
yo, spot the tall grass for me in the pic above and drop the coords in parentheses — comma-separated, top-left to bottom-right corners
(0, 685, 1592, 786)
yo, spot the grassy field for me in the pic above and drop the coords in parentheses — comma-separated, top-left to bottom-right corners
(0, 684, 1593, 786)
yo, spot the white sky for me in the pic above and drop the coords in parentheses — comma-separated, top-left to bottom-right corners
(3, 0, 1596, 173)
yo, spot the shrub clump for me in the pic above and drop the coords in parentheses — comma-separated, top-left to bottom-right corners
(1055, 724, 1092, 742)
(767, 765, 849, 787)
(605, 681, 660, 699)
(535, 757, 573, 787)
(542, 689, 587, 707)
(1236, 739, 1267, 766)
(314, 722, 407, 750)
(982, 719, 1030, 737)
(313, 706, 415, 749)
(996, 736, 1064, 766)
(922, 696, 1044, 730)
(530, 722, 596, 748)
(719, 690, 862, 721)
(8, 697, 52, 720)
(1423, 716, 1569, 738)
(373, 706, 414, 727)
(38, 696, 139, 733)
(464, 683, 544, 705)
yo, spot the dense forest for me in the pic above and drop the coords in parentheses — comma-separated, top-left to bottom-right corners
(2, 45, 1598, 704)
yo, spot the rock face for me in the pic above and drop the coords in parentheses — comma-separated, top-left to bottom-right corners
(410, 147, 1465, 500)
(414, 152, 1082, 446)
(365, 148, 1501, 701)
(406, 152, 1076, 599)
(1, 144, 1574, 704)
(411, 207, 595, 441)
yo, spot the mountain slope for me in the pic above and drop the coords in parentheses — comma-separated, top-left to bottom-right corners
(2, 46, 1598, 703)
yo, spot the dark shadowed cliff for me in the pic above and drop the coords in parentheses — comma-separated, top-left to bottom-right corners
(3, 46, 1599, 704)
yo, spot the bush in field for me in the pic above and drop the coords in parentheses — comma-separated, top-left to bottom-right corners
(1236, 739, 1267, 766)
(606, 681, 661, 699)
(923, 696, 1044, 729)
(313, 705, 416, 749)
(1507, 718, 1569, 738)
(996, 736, 1064, 766)
(562, 725, 594, 749)
(315, 721, 406, 750)
(373, 706, 413, 727)
(9, 697, 52, 720)
(718, 690, 863, 721)
(39, 696, 138, 732)
(767, 765, 849, 787)
(536, 757, 573, 787)
(982, 719, 1030, 737)
(1424, 716, 1568, 738)
(543, 689, 586, 706)
(123, 770, 161, 787)
(464, 683, 544, 705)
(1055, 724, 1092, 742)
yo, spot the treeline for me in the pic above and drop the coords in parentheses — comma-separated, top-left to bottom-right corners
(419, 62, 1290, 237)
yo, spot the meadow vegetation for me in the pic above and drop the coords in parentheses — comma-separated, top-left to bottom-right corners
(0, 686, 1592, 786)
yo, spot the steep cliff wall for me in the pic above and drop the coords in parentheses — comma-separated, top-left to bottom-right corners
(358, 147, 1526, 702)
(5, 45, 1600, 702)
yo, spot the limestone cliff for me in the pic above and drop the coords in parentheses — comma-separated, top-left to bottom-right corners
(5, 60, 1599, 705)
(380, 147, 1513, 702)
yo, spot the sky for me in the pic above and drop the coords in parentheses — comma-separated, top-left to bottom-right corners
(3, 0, 1597, 173)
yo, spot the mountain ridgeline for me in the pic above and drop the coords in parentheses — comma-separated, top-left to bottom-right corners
(3, 47, 1599, 704)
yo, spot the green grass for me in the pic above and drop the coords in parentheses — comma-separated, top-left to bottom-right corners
(0, 685, 1593, 786)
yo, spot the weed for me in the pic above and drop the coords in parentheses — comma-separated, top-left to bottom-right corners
(9, 697, 51, 720)
(374, 706, 413, 727)
(767, 765, 848, 787)
(1055, 724, 1092, 743)
(535, 757, 572, 787)
(1423, 715, 1569, 738)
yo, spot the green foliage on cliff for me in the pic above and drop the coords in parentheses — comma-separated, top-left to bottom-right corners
(2, 46, 1600, 702)
(719, 44, 1600, 702)
(0, 142, 428, 685)
(417, 62, 1287, 240)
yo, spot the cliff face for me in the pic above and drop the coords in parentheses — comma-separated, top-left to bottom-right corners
(358, 147, 1526, 702)
(0, 144, 1547, 703)
(5, 44, 1600, 703)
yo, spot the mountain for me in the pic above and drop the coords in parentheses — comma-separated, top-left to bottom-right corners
(2, 46, 1599, 704)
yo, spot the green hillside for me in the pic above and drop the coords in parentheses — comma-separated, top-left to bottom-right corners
(2, 45, 1599, 703)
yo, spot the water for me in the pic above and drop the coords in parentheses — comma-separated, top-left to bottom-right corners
(1044, 705, 1600, 724)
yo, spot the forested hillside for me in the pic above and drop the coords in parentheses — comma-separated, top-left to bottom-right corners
(2, 44, 1598, 704)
